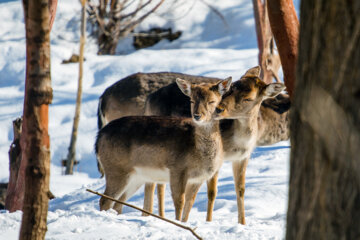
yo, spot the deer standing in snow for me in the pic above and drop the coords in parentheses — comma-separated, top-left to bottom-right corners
(96, 67, 289, 223)
(143, 66, 288, 224)
(95, 78, 232, 221)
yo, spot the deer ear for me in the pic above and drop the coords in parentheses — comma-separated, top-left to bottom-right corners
(243, 66, 261, 78)
(217, 77, 232, 95)
(176, 78, 191, 96)
(263, 83, 286, 98)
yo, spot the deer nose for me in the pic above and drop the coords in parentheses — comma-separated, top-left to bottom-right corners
(193, 114, 201, 121)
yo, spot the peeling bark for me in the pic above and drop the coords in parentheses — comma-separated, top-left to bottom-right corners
(5, 0, 58, 215)
(18, 0, 57, 239)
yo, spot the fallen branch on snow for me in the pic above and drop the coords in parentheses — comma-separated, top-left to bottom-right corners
(86, 189, 203, 240)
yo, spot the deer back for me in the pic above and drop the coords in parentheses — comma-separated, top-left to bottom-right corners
(145, 77, 221, 117)
(98, 72, 222, 129)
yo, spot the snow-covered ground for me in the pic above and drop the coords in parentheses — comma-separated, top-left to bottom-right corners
(0, 0, 294, 239)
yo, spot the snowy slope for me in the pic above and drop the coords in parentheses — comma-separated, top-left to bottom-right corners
(0, 0, 292, 239)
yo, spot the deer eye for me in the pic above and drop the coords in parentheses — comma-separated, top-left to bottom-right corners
(243, 98, 253, 102)
(216, 107, 224, 114)
(208, 101, 216, 105)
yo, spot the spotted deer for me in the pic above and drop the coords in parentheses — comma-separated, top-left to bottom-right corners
(143, 66, 289, 224)
(95, 78, 232, 221)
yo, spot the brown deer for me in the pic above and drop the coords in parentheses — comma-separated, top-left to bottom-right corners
(98, 72, 221, 129)
(97, 72, 221, 176)
(143, 66, 289, 224)
(95, 78, 232, 221)
(212, 67, 287, 224)
(96, 68, 289, 223)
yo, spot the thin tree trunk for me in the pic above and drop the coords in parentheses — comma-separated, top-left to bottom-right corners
(252, 0, 273, 84)
(267, 0, 298, 97)
(287, 0, 360, 239)
(19, 0, 55, 238)
(65, 0, 86, 175)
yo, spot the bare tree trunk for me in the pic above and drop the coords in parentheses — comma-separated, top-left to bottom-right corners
(252, 0, 275, 84)
(18, 0, 57, 238)
(5, 0, 58, 214)
(5, 118, 22, 211)
(267, 0, 298, 97)
(287, 0, 360, 239)
(65, 0, 87, 175)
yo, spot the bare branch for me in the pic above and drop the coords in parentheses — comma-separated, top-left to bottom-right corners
(121, 0, 164, 36)
(119, 0, 152, 21)
(86, 189, 203, 240)
(199, 0, 228, 29)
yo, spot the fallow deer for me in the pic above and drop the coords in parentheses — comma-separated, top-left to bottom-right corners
(97, 72, 221, 176)
(213, 66, 286, 224)
(143, 66, 289, 224)
(98, 72, 221, 129)
(96, 68, 289, 223)
(95, 78, 232, 221)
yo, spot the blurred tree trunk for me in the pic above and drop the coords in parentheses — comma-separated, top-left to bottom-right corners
(65, 0, 87, 175)
(252, 0, 281, 84)
(287, 0, 360, 239)
(267, 0, 298, 97)
(5, 0, 58, 214)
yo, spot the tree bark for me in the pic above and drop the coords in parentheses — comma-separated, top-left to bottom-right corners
(48, 0, 58, 30)
(4, 118, 22, 211)
(5, 0, 58, 214)
(18, 0, 57, 239)
(267, 0, 299, 97)
(287, 0, 360, 239)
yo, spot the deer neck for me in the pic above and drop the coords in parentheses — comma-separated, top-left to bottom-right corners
(223, 109, 259, 162)
(234, 113, 258, 141)
(194, 120, 221, 145)
(192, 119, 223, 176)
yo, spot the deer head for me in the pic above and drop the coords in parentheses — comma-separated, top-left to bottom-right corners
(215, 66, 285, 119)
(176, 77, 232, 124)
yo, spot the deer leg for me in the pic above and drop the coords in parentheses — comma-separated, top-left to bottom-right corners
(206, 171, 219, 222)
(170, 173, 186, 221)
(142, 183, 156, 216)
(113, 194, 127, 214)
(100, 174, 128, 211)
(157, 183, 166, 217)
(232, 158, 249, 225)
(113, 174, 143, 214)
(181, 183, 202, 222)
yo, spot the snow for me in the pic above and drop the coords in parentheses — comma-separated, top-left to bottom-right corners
(0, 0, 295, 239)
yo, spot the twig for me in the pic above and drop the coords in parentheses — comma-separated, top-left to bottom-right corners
(199, 0, 228, 29)
(86, 189, 203, 240)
